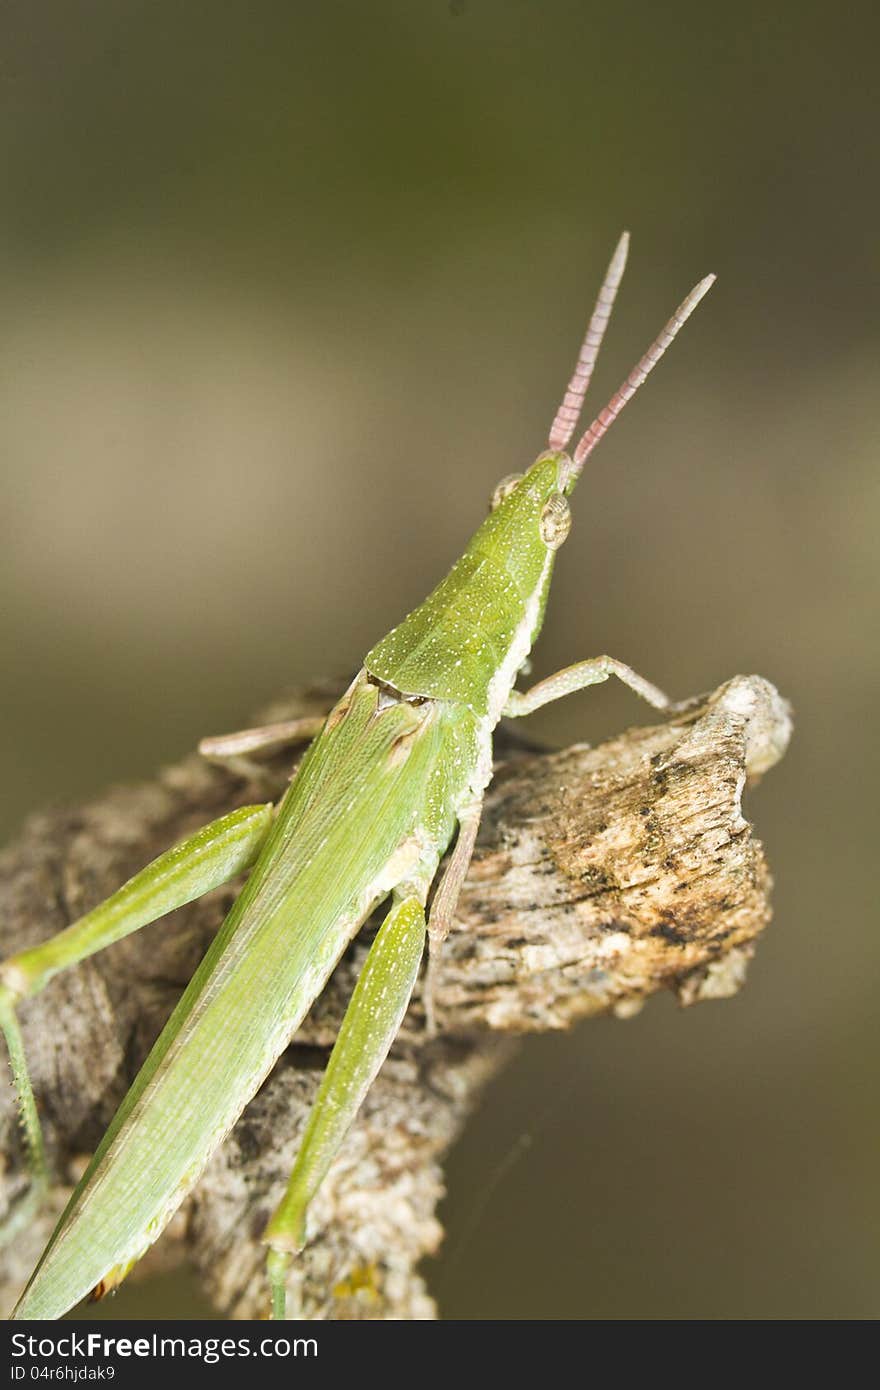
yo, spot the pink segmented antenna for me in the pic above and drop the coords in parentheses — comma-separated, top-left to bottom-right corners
(570, 273, 716, 475)
(547, 231, 630, 452)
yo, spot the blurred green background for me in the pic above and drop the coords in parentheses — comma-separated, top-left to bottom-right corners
(2, 1, 877, 1319)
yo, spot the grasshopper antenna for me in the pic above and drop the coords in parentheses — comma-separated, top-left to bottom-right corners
(567, 273, 716, 480)
(548, 230, 630, 452)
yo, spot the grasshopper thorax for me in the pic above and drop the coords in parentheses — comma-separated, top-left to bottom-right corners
(365, 450, 570, 719)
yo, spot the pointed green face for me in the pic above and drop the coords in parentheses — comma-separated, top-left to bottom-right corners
(477, 449, 573, 577)
(365, 451, 573, 716)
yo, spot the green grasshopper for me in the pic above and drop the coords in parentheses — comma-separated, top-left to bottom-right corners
(1, 234, 713, 1320)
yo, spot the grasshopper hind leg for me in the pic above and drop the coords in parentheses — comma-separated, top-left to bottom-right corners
(263, 893, 427, 1319)
(0, 803, 273, 1247)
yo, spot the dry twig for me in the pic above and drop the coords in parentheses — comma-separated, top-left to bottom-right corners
(0, 674, 791, 1318)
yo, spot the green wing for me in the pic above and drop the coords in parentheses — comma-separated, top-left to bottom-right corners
(13, 674, 447, 1319)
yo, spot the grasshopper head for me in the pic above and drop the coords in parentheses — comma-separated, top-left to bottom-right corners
(490, 453, 572, 548)
(485, 234, 713, 540)
(364, 240, 713, 719)
(484, 450, 573, 571)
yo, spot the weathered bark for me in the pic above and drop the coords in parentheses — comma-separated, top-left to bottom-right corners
(0, 674, 791, 1319)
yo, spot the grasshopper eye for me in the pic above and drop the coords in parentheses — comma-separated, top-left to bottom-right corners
(489, 473, 523, 511)
(540, 493, 571, 549)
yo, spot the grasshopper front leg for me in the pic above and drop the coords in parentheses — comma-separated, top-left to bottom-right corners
(0, 802, 273, 1243)
(263, 892, 427, 1319)
(503, 654, 685, 718)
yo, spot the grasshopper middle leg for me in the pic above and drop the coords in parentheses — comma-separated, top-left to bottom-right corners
(199, 715, 327, 784)
(424, 799, 483, 1035)
(0, 802, 273, 1244)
